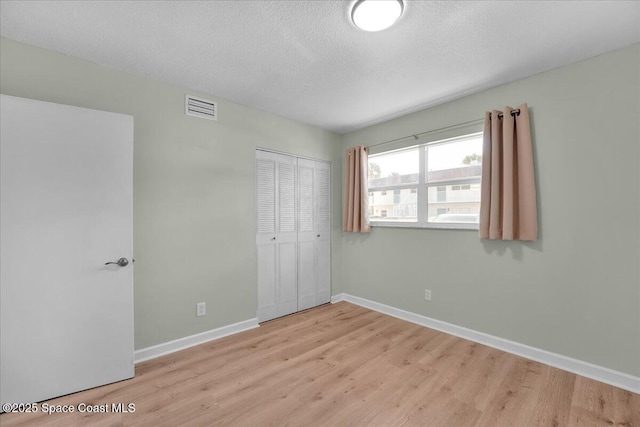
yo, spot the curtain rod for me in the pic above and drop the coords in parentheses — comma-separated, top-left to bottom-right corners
(366, 118, 483, 150)
(365, 109, 521, 151)
(496, 108, 521, 119)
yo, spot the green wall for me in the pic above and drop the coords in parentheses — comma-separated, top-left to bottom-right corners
(340, 44, 640, 376)
(2, 37, 638, 377)
(0, 37, 343, 350)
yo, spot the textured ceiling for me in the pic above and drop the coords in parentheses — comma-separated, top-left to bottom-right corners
(1, 1, 638, 134)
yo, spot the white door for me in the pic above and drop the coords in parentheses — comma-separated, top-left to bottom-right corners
(0, 95, 134, 405)
(298, 159, 331, 311)
(256, 151, 278, 322)
(256, 150, 298, 322)
(297, 159, 317, 311)
(314, 161, 331, 305)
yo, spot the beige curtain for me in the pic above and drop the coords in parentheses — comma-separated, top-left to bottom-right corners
(479, 103, 537, 241)
(343, 145, 370, 233)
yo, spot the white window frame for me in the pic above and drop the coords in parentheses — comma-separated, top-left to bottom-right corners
(368, 132, 483, 230)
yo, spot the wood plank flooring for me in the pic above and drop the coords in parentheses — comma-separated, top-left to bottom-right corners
(2, 302, 638, 426)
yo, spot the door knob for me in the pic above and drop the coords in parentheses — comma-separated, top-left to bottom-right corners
(105, 257, 129, 267)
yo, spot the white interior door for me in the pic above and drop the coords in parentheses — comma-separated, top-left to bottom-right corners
(256, 150, 298, 322)
(275, 154, 298, 318)
(256, 151, 278, 322)
(298, 159, 331, 310)
(0, 95, 134, 405)
(314, 161, 331, 305)
(297, 159, 317, 311)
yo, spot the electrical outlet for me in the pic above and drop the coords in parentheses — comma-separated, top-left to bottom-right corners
(424, 290, 432, 301)
(196, 302, 206, 317)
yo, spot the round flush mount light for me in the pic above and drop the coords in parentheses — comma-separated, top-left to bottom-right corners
(351, 0, 404, 32)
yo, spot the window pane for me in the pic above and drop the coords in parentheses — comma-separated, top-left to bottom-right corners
(369, 148, 419, 187)
(369, 189, 417, 222)
(426, 136, 482, 182)
(427, 183, 481, 223)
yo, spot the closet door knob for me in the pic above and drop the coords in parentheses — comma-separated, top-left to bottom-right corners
(271, 237, 276, 241)
(317, 234, 320, 237)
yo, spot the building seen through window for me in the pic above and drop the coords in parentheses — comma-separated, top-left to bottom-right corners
(367, 133, 482, 228)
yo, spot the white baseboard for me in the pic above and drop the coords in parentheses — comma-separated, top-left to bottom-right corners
(331, 293, 639, 394)
(330, 293, 346, 303)
(134, 318, 260, 364)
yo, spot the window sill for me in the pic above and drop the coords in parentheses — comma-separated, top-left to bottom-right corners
(370, 221, 479, 231)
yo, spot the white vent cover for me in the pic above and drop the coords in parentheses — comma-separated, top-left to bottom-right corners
(185, 95, 217, 121)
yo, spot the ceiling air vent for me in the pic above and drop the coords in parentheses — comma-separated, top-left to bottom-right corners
(185, 95, 217, 121)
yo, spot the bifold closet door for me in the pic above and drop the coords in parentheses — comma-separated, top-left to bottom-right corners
(314, 160, 331, 305)
(256, 151, 298, 323)
(297, 159, 331, 311)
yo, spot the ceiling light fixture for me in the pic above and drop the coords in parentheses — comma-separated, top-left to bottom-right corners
(351, 0, 404, 32)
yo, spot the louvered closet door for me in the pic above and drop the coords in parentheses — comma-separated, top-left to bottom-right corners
(256, 151, 278, 322)
(256, 151, 298, 322)
(297, 159, 316, 311)
(314, 161, 331, 305)
(297, 159, 331, 311)
(275, 154, 298, 318)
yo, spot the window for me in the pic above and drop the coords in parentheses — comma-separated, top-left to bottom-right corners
(367, 132, 482, 229)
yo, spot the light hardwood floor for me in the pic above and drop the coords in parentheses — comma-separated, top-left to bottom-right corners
(2, 302, 638, 426)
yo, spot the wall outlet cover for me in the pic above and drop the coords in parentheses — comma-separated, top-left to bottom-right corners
(196, 302, 206, 317)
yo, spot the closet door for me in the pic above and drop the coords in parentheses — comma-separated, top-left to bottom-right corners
(297, 159, 317, 311)
(256, 151, 297, 323)
(298, 159, 331, 311)
(314, 161, 331, 305)
(256, 151, 278, 322)
(275, 154, 298, 318)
